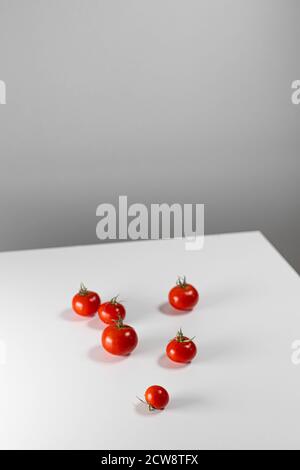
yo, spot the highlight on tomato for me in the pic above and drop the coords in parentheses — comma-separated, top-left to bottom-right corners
(102, 316, 138, 356)
(138, 385, 170, 411)
(72, 283, 101, 317)
(98, 296, 126, 325)
(166, 328, 197, 364)
(168, 276, 199, 311)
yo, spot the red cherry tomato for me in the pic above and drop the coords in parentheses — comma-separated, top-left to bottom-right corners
(98, 296, 126, 325)
(168, 276, 199, 311)
(102, 317, 138, 356)
(72, 283, 100, 317)
(166, 329, 197, 363)
(145, 385, 169, 411)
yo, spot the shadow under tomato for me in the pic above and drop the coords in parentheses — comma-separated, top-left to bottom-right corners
(87, 316, 104, 331)
(168, 392, 206, 411)
(88, 345, 128, 364)
(158, 354, 190, 370)
(60, 308, 93, 323)
(158, 302, 193, 316)
(134, 401, 163, 417)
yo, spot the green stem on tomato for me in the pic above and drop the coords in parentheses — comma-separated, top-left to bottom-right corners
(176, 276, 187, 288)
(137, 396, 156, 412)
(110, 295, 119, 305)
(114, 315, 125, 329)
(176, 328, 195, 343)
(79, 283, 89, 296)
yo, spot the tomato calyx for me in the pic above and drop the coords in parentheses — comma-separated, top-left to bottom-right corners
(78, 283, 89, 296)
(176, 328, 195, 343)
(109, 295, 120, 305)
(176, 276, 187, 288)
(137, 397, 157, 412)
(113, 315, 126, 329)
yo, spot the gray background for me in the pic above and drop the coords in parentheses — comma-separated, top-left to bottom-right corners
(0, 0, 299, 271)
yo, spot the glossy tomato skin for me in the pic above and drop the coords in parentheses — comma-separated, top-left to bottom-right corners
(102, 323, 138, 356)
(145, 385, 169, 410)
(166, 336, 197, 363)
(98, 300, 126, 325)
(169, 282, 199, 311)
(72, 286, 100, 317)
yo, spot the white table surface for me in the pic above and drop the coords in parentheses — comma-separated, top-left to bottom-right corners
(0, 231, 299, 450)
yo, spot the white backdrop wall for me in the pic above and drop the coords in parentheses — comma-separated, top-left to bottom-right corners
(0, 0, 299, 271)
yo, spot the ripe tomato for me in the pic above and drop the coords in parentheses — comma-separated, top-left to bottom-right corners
(72, 283, 101, 317)
(102, 317, 138, 356)
(98, 296, 126, 325)
(166, 329, 197, 363)
(168, 276, 199, 311)
(144, 385, 169, 411)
